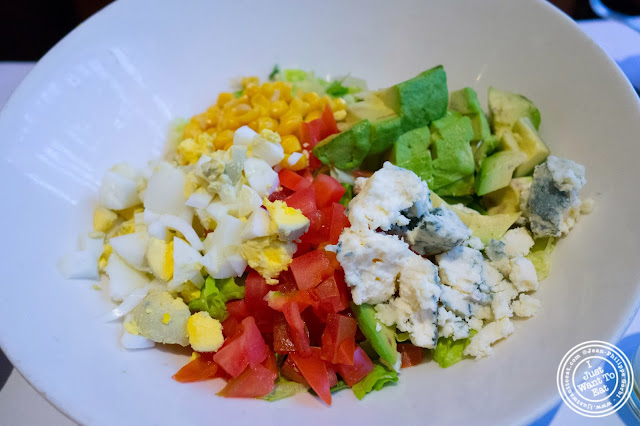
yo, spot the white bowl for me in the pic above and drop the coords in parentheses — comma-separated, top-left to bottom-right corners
(1, 0, 640, 424)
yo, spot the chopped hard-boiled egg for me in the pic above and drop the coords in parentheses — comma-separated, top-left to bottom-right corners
(171, 237, 203, 290)
(241, 208, 272, 241)
(93, 206, 118, 233)
(130, 292, 190, 346)
(252, 130, 285, 167)
(187, 311, 224, 352)
(110, 231, 149, 271)
(178, 281, 202, 303)
(105, 252, 150, 301)
(98, 163, 142, 210)
(264, 199, 310, 242)
(145, 162, 193, 223)
(146, 238, 174, 281)
(58, 233, 105, 280)
(244, 158, 279, 197)
(240, 236, 296, 283)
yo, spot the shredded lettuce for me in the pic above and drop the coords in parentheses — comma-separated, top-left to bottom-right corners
(283, 69, 308, 82)
(339, 183, 353, 208)
(232, 89, 243, 98)
(187, 277, 244, 321)
(268, 64, 280, 81)
(261, 377, 308, 401)
(326, 80, 349, 97)
(526, 237, 557, 281)
(432, 330, 477, 368)
(352, 364, 398, 400)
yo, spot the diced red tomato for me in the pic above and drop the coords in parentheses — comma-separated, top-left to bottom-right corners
(313, 175, 346, 209)
(290, 350, 332, 405)
(265, 290, 316, 312)
(226, 299, 249, 319)
(335, 347, 374, 386)
(245, 270, 269, 312)
(327, 203, 350, 245)
(310, 347, 338, 388)
(278, 169, 312, 192)
(321, 103, 339, 136)
(273, 313, 296, 354)
(221, 316, 241, 339)
(283, 302, 311, 356)
(213, 316, 268, 378)
(281, 355, 308, 386)
(276, 270, 298, 293)
(284, 186, 317, 218)
(293, 242, 314, 258)
(300, 118, 324, 148)
(301, 307, 326, 347)
(268, 190, 289, 202)
(310, 273, 350, 319)
(217, 363, 277, 398)
(300, 210, 330, 245)
(173, 353, 221, 383)
(252, 305, 275, 334)
(398, 343, 425, 368)
(321, 313, 357, 365)
(262, 348, 278, 375)
(290, 250, 335, 291)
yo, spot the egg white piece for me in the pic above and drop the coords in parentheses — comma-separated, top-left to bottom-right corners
(206, 199, 231, 222)
(202, 214, 244, 278)
(170, 237, 204, 290)
(185, 188, 213, 209)
(157, 214, 203, 251)
(121, 329, 155, 350)
(144, 162, 192, 222)
(147, 220, 169, 241)
(226, 251, 248, 276)
(58, 233, 104, 280)
(100, 284, 149, 322)
(227, 145, 248, 184)
(105, 253, 151, 302)
(202, 245, 237, 279)
(233, 185, 262, 218)
(251, 136, 285, 167)
(99, 170, 140, 210)
(241, 208, 271, 241)
(244, 158, 279, 197)
(110, 232, 149, 271)
(233, 125, 257, 146)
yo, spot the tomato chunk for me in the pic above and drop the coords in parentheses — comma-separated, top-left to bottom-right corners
(290, 250, 334, 291)
(217, 363, 277, 398)
(313, 175, 346, 209)
(321, 313, 357, 365)
(290, 350, 332, 405)
(281, 355, 308, 386)
(279, 169, 312, 192)
(335, 347, 374, 386)
(283, 302, 311, 356)
(398, 343, 425, 368)
(273, 313, 296, 354)
(328, 203, 350, 245)
(284, 186, 317, 218)
(310, 274, 350, 319)
(172, 353, 220, 383)
(245, 270, 269, 311)
(321, 103, 339, 136)
(213, 316, 268, 377)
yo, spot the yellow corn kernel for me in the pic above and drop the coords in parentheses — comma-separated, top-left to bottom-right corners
(331, 97, 348, 111)
(315, 96, 331, 111)
(223, 141, 233, 151)
(219, 115, 240, 131)
(273, 81, 292, 102)
(248, 119, 259, 132)
(182, 119, 203, 140)
(281, 135, 302, 154)
(224, 94, 250, 110)
(250, 93, 270, 111)
(244, 84, 260, 97)
(305, 110, 322, 122)
(217, 92, 234, 108)
(260, 82, 275, 99)
(230, 103, 251, 115)
(269, 100, 288, 119)
(280, 153, 308, 171)
(302, 92, 320, 105)
(242, 76, 260, 88)
(205, 127, 217, 136)
(214, 129, 234, 149)
(289, 98, 310, 117)
(333, 110, 347, 121)
(258, 116, 279, 132)
(277, 111, 302, 136)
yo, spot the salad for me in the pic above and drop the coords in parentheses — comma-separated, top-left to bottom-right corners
(60, 64, 590, 404)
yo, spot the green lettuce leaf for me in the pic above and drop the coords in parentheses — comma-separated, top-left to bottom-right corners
(526, 237, 557, 281)
(233, 89, 243, 98)
(432, 330, 477, 368)
(216, 277, 245, 301)
(352, 364, 398, 400)
(339, 183, 353, 208)
(187, 277, 245, 321)
(261, 377, 308, 402)
(283, 69, 308, 82)
(268, 64, 280, 81)
(308, 380, 349, 397)
(326, 80, 349, 97)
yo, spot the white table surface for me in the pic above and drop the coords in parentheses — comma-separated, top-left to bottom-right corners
(0, 18, 639, 426)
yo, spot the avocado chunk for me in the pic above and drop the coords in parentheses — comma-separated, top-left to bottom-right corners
(472, 135, 499, 171)
(483, 176, 532, 215)
(377, 65, 448, 130)
(313, 119, 371, 171)
(351, 302, 398, 366)
(429, 113, 475, 190)
(369, 115, 404, 155)
(449, 205, 522, 244)
(488, 87, 541, 136)
(435, 174, 475, 197)
(512, 117, 550, 177)
(449, 87, 491, 142)
(475, 150, 527, 196)
(388, 125, 433, 185)
(498, 130, 521, 152)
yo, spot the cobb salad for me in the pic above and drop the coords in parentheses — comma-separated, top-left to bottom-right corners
(61, 64, 591, 404)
